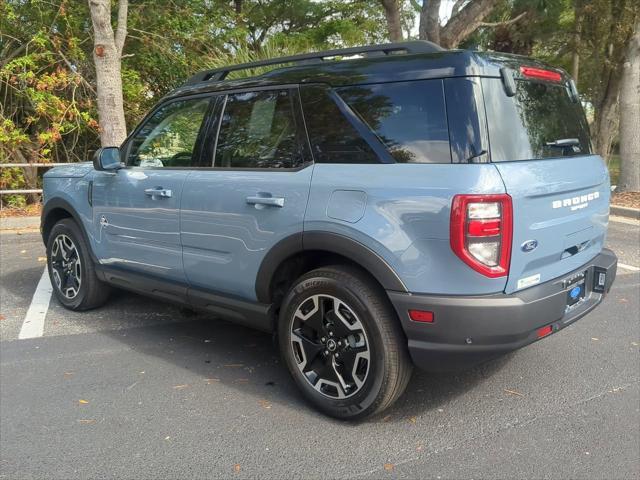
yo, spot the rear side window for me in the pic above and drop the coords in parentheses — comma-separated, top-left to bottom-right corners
(300, 86, 379, 164)
(482, 78, 592, 162)
(338, 80, 451, 164)
(215, 89, 305, 169)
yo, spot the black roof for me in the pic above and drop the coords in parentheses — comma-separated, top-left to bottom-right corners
(165, 41, 563, 101)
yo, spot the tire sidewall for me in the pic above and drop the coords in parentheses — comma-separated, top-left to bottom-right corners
(279, 272, 390, 419)
(46, 220, 92, 310)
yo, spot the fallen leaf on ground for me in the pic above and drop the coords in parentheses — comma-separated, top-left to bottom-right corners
(37, 256, 46, 262)
(224, 364, 244, 368)
(504, 388, 524, 397)
(77, 419, 95, 425)
(408, 416, 417, 424)
(0, 314, 5, 321)
(384, 463, 394, 472)
(258, 399, 272, 409)
(78, 399, 89, 404)
(234, 464, 241, 473)
(172, 384, 189, 390)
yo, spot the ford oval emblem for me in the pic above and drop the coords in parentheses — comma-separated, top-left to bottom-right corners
(521, 240, 538, 252)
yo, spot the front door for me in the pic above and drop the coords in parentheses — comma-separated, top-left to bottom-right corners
(181, 88, 313, 301)
(92, 96, 211, 284)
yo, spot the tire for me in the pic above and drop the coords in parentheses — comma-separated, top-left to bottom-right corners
(278, 265, 412, 420)
(46, 218, 111, 311)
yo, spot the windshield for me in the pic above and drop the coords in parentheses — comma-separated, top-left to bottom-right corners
(482, 78, 592, 162)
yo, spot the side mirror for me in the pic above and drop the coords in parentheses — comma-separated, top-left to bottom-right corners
(93, 147, 123, 171)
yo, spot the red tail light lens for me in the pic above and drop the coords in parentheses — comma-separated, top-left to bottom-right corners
(520, 66, 562, 83)
(450, 194, 513, 278)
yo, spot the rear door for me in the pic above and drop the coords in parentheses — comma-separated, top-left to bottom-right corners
(92, 96, 210, 285)
(481, 72, 610, 294)
(180, 87, 313, 302)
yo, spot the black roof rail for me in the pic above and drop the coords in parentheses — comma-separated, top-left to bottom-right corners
(183, 41, 444, 86)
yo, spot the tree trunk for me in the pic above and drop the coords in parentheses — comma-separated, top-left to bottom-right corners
(593, 74, 621, 165)
(419, 0, 441, 44)
(572, 0, 583, 82)
(618, 18, 640, 192)
(88, 0, 128, 147)
(380, 0, 403, 42)
(439, 0, 498, 48)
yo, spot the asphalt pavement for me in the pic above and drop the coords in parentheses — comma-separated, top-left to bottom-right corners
(1, 219, 638, 479)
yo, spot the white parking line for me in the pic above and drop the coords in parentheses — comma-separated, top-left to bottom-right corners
(618, 263, 640, 272)
(18, 267, 52, 339)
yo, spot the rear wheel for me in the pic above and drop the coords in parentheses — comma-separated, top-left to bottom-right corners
(278, 265, 412, 420)
(47, 218, 110, 310)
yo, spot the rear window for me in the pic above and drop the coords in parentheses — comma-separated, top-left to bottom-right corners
(482, 78, 591, 162)
(338, 80, 451, 164)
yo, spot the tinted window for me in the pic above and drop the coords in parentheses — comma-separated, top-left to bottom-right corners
(482, 78, 592, 162)
(444, 77, 488, 163)
(338, 80, 451, 164)
(300, 86, 379, 164)
(127, 98, 209, 167)
(214, 89, 304, 169)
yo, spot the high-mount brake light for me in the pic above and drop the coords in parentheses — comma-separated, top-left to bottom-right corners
(450, 194, 513, 278)
(520, 66, 562, 83)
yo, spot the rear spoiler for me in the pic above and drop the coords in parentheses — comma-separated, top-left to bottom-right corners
(499, 66, 580, 102)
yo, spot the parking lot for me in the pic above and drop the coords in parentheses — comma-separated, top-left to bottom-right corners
(1, 218, 638, 479)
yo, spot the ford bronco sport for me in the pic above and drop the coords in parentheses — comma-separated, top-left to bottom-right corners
(42, 41, 618, 419)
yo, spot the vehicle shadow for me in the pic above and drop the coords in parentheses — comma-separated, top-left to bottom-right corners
(1, 263, 512, 424)
(98, 290, 512, 424)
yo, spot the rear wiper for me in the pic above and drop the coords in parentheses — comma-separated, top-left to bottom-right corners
(545, 138, 581, 155)
(545, 138, 579, 148)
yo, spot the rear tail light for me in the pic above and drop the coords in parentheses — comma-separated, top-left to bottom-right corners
(450, 194, 513, 278)
(520, 66, 562, 83)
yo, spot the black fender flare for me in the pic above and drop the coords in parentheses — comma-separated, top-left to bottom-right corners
(40, 198, 100, 266)
(255, 231, 407, 303)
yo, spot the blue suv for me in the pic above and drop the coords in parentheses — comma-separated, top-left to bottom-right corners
(42, 41, 617, 419)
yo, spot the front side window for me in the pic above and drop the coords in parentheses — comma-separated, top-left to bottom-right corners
(214, 89, 304, 169)
(127, 97, 210, 167)
(337, 79, 451, 164)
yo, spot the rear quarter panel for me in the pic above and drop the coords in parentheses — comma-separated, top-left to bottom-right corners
(305, 163, 507, 295)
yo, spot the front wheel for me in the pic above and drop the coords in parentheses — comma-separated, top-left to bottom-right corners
(47, 218, 110, 311)
(278, 265, 412, 420)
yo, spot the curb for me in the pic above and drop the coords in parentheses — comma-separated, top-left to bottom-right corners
(0, 215, 40, 231)
(610, 205, 640, 220)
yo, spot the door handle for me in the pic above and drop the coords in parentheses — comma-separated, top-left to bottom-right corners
(144, 187, 172, 198)
(246, 194, 285, 208)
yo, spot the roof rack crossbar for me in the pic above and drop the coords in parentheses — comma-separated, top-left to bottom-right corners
(184, 41, 443, 86)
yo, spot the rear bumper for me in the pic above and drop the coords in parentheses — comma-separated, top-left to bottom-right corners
(388, 248, 617, 371)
